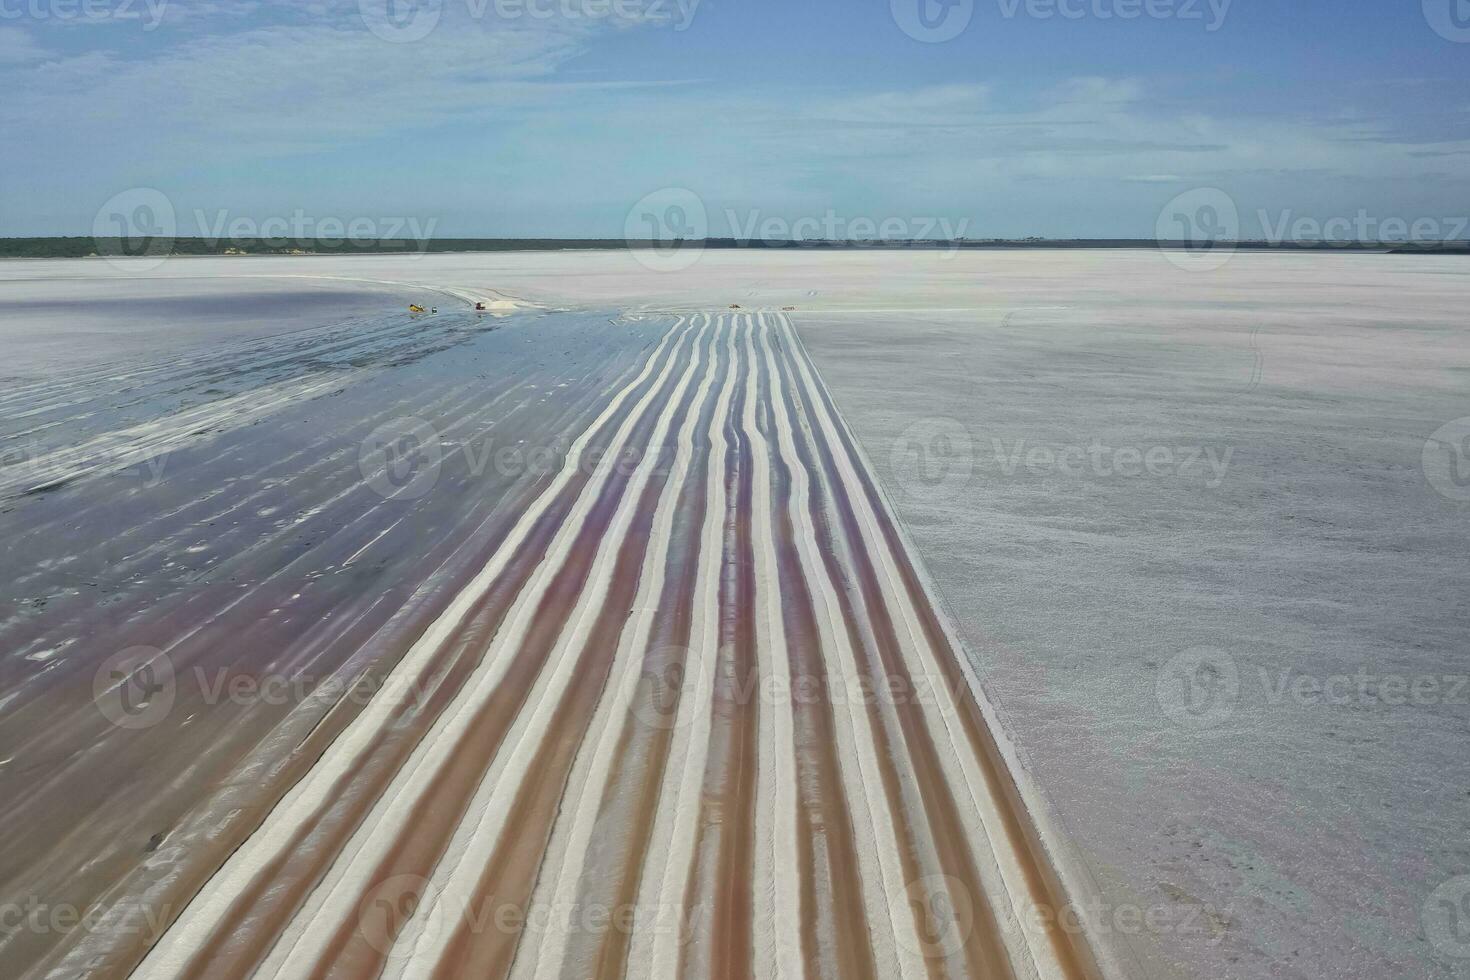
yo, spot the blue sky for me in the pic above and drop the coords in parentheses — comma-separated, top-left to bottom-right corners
(2, 0, 1468, 238)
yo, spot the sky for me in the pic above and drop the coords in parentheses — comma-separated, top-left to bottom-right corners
(2, 0, 1469, 240)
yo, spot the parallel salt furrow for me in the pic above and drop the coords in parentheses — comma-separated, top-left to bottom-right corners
(626, 315, 742, 979)
(757, 326, 879, 980)
(4, 382, 661, 980)
(50, 369, 642, 980)
(378, 316, 715, 979)
(777, 312, 1069, 978)
(1, 339, 661, 934)
(677, 312, 760, 978)
(89, 305, 1095, 980)
(540, 360, 721, 978)
(132, 317, 688, 979)
(756, 313, 929, 979)
(775, 322, 1005, 979)
(775, 315, 1016, 979)
(517, 315, 728, 980)
(130, 332, 687, 980)
(743, 316, 806, 979)
(242, 317, 701, 976)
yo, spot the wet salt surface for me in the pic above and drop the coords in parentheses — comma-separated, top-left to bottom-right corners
(798, 259, 1470, 980)
(0, 276, 427, 379)
(0, 286, 661, 976)
(1, 250, 1466, 978)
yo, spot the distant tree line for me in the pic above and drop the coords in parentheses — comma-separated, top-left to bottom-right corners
(1, 237, 1466, 259)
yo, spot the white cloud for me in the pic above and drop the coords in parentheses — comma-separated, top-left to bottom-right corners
(2, 4, 1467, 237)
(2, 14, 602, 146)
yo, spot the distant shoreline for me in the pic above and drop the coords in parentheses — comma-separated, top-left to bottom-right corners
(2, 237, 1467, 259)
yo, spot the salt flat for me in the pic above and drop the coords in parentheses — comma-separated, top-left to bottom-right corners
(783, 252, 1470, 980)
(2, 257, 1094, 980)
(1, 249, 1466, 979)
